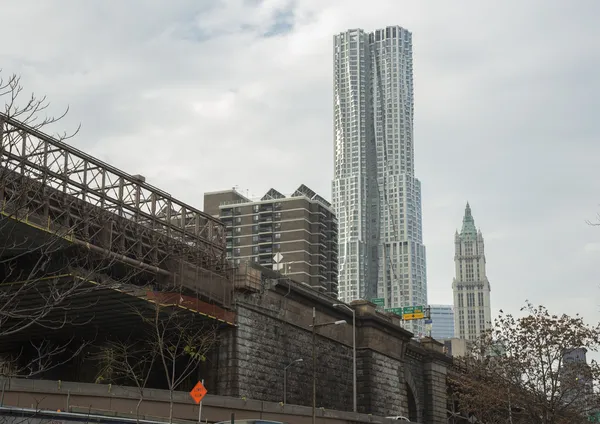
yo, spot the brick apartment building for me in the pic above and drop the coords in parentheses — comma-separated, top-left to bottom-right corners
(204, 185, 338, 295)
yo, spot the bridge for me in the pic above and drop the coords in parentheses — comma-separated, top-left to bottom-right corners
(0, 114, 468, 424)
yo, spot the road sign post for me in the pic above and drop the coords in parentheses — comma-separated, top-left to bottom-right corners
(273, 252, 284, 271)
(190, 380, 207, 422)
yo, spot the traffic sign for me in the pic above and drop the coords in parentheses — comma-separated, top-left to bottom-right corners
(273, 252, 283, 263)
(403, 305, 425, 321)
(190, 381, 207, 404)
(385, 307, 404, 316)
(371, 298, 385, 308)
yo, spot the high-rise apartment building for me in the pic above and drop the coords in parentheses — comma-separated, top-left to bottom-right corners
(452, 203, 492, 340)
(429, 305, 455, 340)
(332, 26, 427, 334)
(204, 185, 338, 295)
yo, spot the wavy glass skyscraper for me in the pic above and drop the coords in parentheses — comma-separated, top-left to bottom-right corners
(332, 26, 427, 335)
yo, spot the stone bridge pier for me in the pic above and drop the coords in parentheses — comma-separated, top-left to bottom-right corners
(214, 276, 451, 424)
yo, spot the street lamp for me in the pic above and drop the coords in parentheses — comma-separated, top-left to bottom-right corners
(283, 358, 303, 404)
(333, 303, 356, 413)
(311, 307, 347, 424)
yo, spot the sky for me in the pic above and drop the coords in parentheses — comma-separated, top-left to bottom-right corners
(1, 0, 599, 327)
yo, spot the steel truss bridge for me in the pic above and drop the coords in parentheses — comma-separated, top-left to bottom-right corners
(0, 112, 233, 319)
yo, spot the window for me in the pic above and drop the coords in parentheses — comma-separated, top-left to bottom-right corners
(252, 235, 259, 243)
(275, 233, 281, 240)
(235, 227, 241, 233)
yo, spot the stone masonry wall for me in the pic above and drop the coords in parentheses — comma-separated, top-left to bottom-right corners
(219, 297, 353, 411)
(214, 283, 451, 422)
(424, 360, 448, 424)
(405, 351, 426, 422)
(358, 349, 406, 417)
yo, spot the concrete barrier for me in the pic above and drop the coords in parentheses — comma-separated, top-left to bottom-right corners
(0, 378, 406, 424)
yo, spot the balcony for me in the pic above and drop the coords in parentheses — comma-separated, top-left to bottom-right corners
(258, 223, 273, 234)
(258, 235, 273, 244)
(220, 214, 233, 223)
(259, 215, 273, 223)
(259, 204, 274, 213)
(258, 247, 273, 255)
(259, 259, 273, 268)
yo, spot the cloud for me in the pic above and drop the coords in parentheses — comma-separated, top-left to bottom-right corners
(1, 0, 599, 332)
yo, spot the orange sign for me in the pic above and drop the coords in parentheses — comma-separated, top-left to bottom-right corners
(190, 381, 207, 404)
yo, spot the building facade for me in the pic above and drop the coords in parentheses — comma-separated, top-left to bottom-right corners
(452, 203, 492, 340)
(561, 347, 593, 409)
(204, 185, 338, 295)
(429, 305, 454, 340)
(332, 25, 427, 334)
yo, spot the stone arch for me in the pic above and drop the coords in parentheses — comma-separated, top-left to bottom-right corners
(404, 368, 422, 423)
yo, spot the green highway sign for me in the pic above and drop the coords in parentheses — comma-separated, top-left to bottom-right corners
(371, 298, 385, 308)
(386, 307, 404, 316)
(384, 305, 427, 320)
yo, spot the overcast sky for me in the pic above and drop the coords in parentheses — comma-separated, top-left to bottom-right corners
(2, 0, 599, 326)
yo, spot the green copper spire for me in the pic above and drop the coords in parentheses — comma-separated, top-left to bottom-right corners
(461, 202, 477, 236)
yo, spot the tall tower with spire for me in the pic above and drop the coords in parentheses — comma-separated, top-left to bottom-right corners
(452, 203, 492, 340)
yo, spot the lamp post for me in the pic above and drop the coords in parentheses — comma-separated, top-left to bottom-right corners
(283, 358, 303, 404)
(311, 307, 347, 424)
(333, 303, 356, 413)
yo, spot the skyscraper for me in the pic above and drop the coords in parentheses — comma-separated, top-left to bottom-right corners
(332, 26, 427, 334)
(452, 203, 492, 340)
(429, 304, 455, 340)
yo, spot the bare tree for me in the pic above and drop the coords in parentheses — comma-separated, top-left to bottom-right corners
(0, 71, 162, 379)
(93, 296, 220, 423)
(93, 338, 158, 422)
(141, 298, 219, 423)
(0, 71, 228, 407)
(450, 302, 600, 424)
(0, 71, 98, 378)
